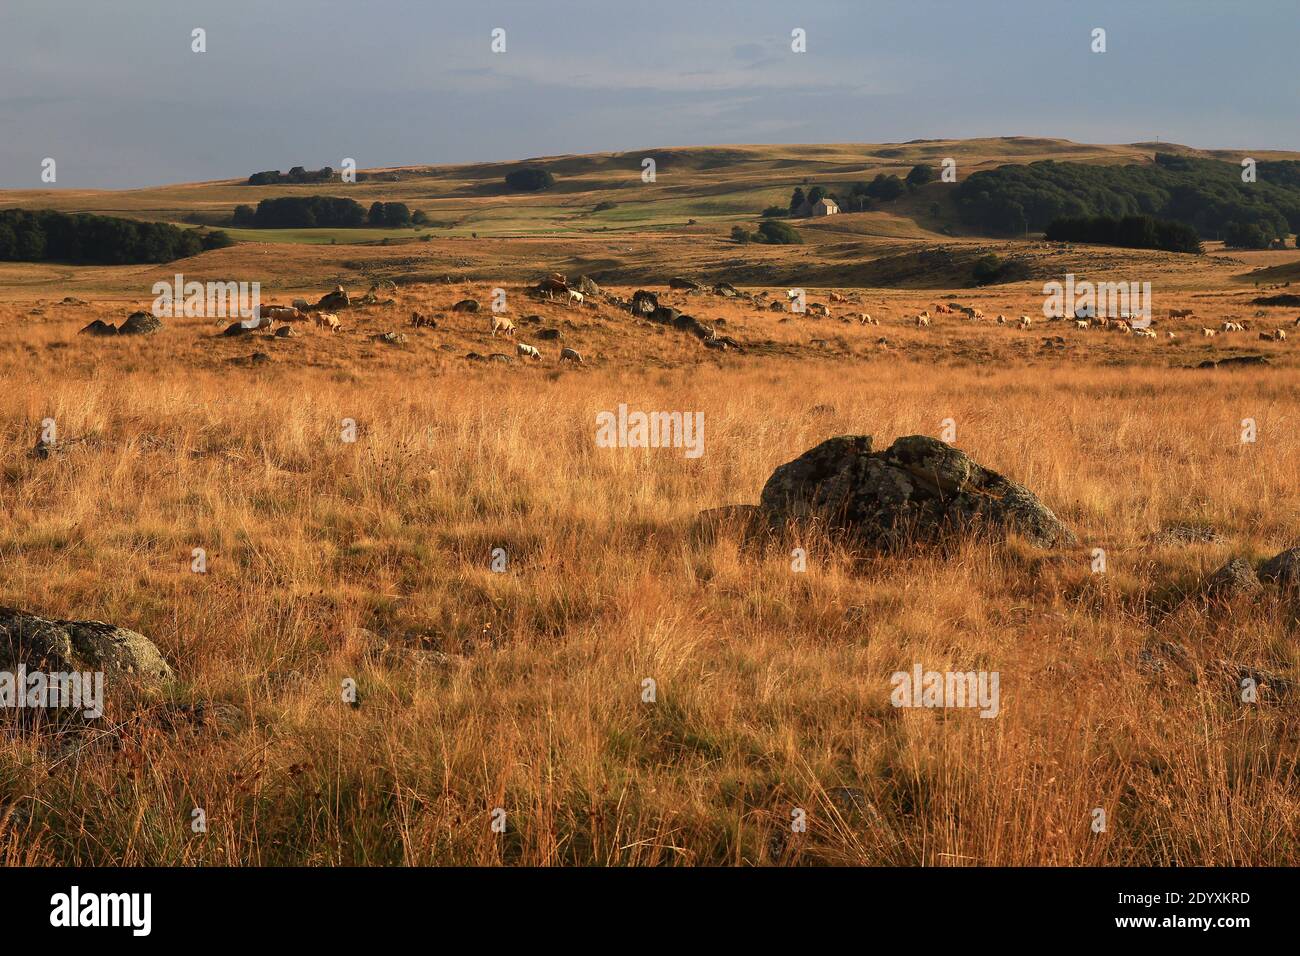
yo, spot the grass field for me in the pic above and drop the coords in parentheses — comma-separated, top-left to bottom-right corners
(0, 272, 1297, 865)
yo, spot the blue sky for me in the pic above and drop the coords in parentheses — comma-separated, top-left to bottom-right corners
(0, 0, 1294, 188)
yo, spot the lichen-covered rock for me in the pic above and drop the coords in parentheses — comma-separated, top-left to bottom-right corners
(1259, 547, 1300, 590)
(1203, 557, 1263, 600)
(630, 290, 658, 316)
(118, 311, 162, 335)
(0, 607, 173, 689)
(759, 434, 1077, 550)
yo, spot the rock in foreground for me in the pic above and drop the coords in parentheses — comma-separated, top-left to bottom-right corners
(759, 434, 1077, 550)
(0, 606, 173, 689)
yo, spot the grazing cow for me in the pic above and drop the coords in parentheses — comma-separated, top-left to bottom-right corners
(516, 342, 542, 360)
(410, 311, 437, 328)
(1221, 321, 1244, 333)
(1169, 308, 1195, 318)
(807, 303, 829, 317)
(1018, 315, 1032, 329)
(1134, 328, 1157, 339)
(829, 292, 847, 303)
(264, 306, 308, 323)
(291, 298, 310, 311)
(1074, 320, 1090, 330)
(1261, 329, 1288, 342)
(1166, 331, 1178, 339)
(857, 313, 877, 325)
(567, 290, 584, 308)
(1202, 328, 1217, 337)
(491, 315, 516, 337)
(1114, 320, 1132, 333)
(314, 312, 341, 331)
(559, 347, 583, 364)
(916, 315, 931, 328)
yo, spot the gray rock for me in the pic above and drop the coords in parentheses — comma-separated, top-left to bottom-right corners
(630, 290, 658, 316)
(451, 299, 480, 313)
(536, 328, 562, 340)
(372, 331, 408, 345)
(1259, 547, 1300, 590)
(578, 276, 601, 297)
(117, 312, 162, 335)
(78, 319, 117, 336)
(0, 606, 173, 690)
(1203, 557, 1263, 600)
(668, 277, 700, 290)
(759, 435, 1077, 550)
(1149, 525, 1223, 546)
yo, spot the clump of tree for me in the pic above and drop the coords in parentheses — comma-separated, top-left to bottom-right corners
(0, 209, 231, 264)
(906, 164, 935, 190)
(757, 220, 802, 244)
(971, 253, 1031, 285)
(368, 201, 412, 227)
(593, 201, 617, 212)
(504, 168, 555, 192)
(1221, 221, 1271, 250)
(761, 205, 787, 218)
(247, 166, 335, 185)
(730, 225, 752, 243)
(231, 204, 256, 226)
(250, 196, 368, 228)
(956, 154, 1300, 242)
(1044, 214, 1203, 253)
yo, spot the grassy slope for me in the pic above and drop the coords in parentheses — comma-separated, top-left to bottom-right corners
(8, 137, 1298, 242)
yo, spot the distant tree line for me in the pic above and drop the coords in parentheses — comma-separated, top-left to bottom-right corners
(1044, 214, 1203, 253)
(0, 209, 231, 264)
(232, 197, 423, 229)
(956, 154, 1300, 246)
(247, 166, 336, 185)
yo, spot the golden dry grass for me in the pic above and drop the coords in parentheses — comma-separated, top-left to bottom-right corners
(1, 282, 1297, 865)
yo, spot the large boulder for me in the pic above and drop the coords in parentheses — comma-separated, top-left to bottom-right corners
(117, 311, 162, 335)
(578, 275, 601, 297)
(759, 435, 1077, 550)
(0, 607, 173, 691)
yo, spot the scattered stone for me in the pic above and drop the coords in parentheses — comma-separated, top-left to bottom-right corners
(669, 277, 700, 290)
(117, 312, 162, 335)
(274, 326, 297, 338)
(79, 319, 117, 336)
(578, 275, 601, 297)
(1148, 525, 1223, 546)
(769, 300, 786, 312)
(713, 282, 740, 297)
(316, 285, 350, 311)
(536, 328, 562, 340)
(1259, 547, 1300, 590)
(373, 331, 408, 345)
(1202, 557, 1263, 601)
(758, 434, 1077, 550)
(631, 290, 659, 317)
(465, 351, 487, 362)
(1197, 355, 1270, 369)
(451, 299, 480, 313)
(222, 322, 252, 337)
(489, 352, 513, 364)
